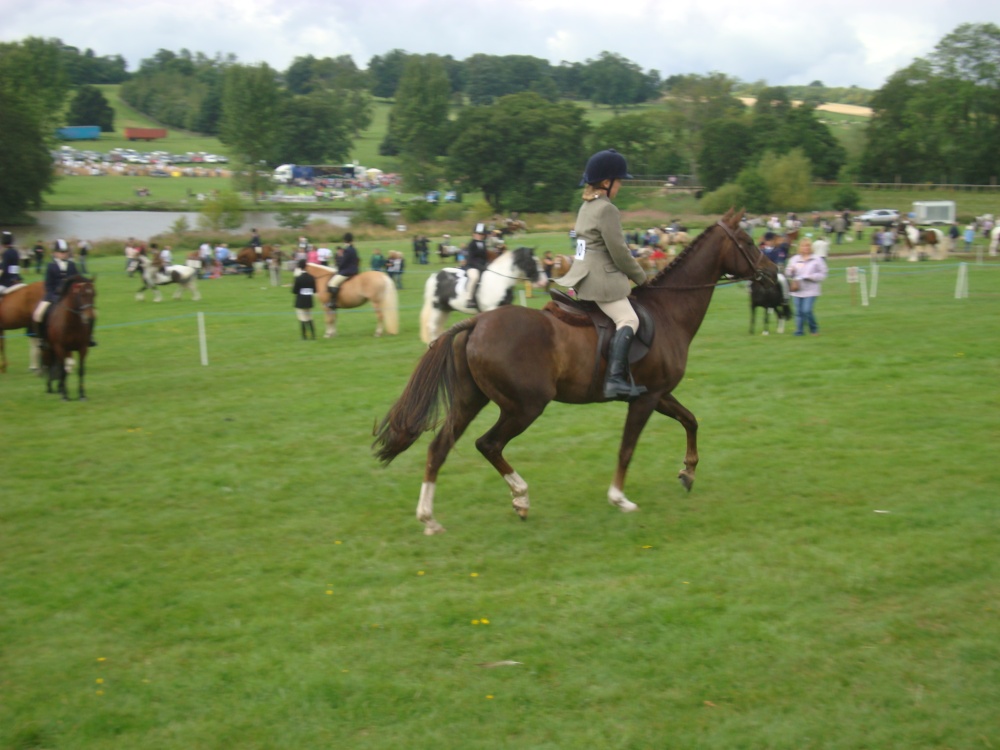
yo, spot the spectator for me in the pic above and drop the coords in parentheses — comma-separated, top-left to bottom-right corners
(812, 233, 830, 260)
(964, 224, 975, 252)
(832, 213, 847, 245)
(33, 239, 45, 274)
(291, 259, 316, 340)
(77, 239, 91, 274)
(880, 227, 895, 260)
(785, 237, 828, 336)
(386, 251, 404, 289)
(370, 248, 386, 271)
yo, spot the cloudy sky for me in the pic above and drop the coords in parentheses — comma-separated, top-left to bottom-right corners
(3, 0, 999, 89)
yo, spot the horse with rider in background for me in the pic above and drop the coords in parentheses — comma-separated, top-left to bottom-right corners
(41, 276, 96, 400)
(133, 254, 201, 301)
(419, 246, 544, 344)
(235, 245, 281, 278)
(305, 264, 399, 338)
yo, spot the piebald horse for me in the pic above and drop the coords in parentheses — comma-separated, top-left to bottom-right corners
(373, 209, 777, 535)
(305, 265, 400, 337)
(419, 246, 545, 344)
(901, 224, 945, 261)
(133, 254, 201, 301)
(0, 281, 44, 373)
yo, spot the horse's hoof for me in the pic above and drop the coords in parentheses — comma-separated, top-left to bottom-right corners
(423, 521, 446, 536)
(678, 473, 694, 492)
(513, 504, 529, 521)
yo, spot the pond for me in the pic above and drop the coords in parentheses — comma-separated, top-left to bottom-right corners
(13, 210, 354, 243)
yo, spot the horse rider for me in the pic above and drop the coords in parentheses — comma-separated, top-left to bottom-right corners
(555, 148, 648, 402)
(250, 227, 263, 258)
(326, 232, 359, 310)
(464, 223, 488, 309)
(0, 231, 24, 295)
(31, 239, 97, 347)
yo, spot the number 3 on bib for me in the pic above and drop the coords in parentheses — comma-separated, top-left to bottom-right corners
(575, 239, 587, 260)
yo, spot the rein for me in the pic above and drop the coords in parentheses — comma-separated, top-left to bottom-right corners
(643, 220, 768, 290)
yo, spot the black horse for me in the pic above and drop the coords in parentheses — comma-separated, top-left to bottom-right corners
(749, 277, 790, 335)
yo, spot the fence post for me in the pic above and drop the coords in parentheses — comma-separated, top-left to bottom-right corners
(954, 263, 969, 299)
(198, 311, 209, 366)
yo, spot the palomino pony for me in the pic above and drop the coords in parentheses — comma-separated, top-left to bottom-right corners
(419, 246, 545, 344)
(42, 276, 96, 400)
(0, 281, 44, 373)
(373, 209, 777, 535)
(305, 264, 400, 337)
(133, 254, 201, 301)
(235, 245, 281, 278)
(749, 276, 791, 335)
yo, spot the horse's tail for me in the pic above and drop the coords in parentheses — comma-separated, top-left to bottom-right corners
(379, 273, 399, 335)
(373, 317, 477, 464)
(419, 294, 433, 345)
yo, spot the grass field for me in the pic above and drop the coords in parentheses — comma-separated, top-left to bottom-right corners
(3, 242, 999, 749)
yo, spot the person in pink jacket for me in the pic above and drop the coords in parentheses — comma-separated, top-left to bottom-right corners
(785, 237, 828, 336)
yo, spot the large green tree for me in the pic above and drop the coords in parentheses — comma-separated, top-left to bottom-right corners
(274, 90, 351, 165)
(67, 85, 115, 131)
(220, 63, 283, 198)
(367, 49, 409, 98)
(860, 22, 1000, 184)
(447, 92, 590, 212)
(0, 38, 69, 221)
(590, 111, 685, 175)
(381, 55, 451, 190)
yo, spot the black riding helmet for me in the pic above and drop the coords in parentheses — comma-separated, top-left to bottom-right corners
(579, 148, 632, 187)
(2, 231, 13, 246)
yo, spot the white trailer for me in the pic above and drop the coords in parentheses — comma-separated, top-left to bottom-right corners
(912, 201, 956, 225)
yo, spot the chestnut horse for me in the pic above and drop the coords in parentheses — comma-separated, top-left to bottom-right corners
(235, 245, 281, 278)
(374, 210, 777, 534)
(0, 281, 44, 373)
(305, 264, 400, 337)
(42, 276, 96, 400)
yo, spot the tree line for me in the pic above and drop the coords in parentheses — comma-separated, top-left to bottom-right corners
(4, 24, 1000, 222)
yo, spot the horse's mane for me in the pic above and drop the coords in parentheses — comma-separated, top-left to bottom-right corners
(59, 275, 90, 296)
(646, 224, 716, 285)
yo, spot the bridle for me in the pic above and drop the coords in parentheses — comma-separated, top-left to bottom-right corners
(65, 281, 95, 318)
(643, 220, 769, 290)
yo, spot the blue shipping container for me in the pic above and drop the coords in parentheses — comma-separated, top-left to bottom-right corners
(57, 126, 101, 141)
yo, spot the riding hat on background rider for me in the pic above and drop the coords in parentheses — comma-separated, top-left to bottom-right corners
(556, 148, 648, 402)
(0, 231, 23, 294)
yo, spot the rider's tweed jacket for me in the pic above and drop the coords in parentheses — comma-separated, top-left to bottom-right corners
(557, 194, 646, 302)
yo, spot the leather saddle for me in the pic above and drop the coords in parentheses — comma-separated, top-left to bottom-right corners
(543, 289, 654, 365)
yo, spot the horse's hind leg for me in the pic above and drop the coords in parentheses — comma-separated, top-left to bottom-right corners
(474, 401, 547, 521)
(419, 380, 490, 535)
(656, 394, 699, 491)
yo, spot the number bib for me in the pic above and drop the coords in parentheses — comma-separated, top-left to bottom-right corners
(575, 239, 586, 260)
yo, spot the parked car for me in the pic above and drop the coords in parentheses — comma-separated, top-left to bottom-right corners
(858, 209, 900, 226)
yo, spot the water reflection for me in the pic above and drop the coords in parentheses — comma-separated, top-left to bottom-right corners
(15, 210, 352, 242)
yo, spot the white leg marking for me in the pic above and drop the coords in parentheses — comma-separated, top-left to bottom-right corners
(417, 481, 445, 535)
(608, 485, 639, 512)
(504, 472, 530, 510)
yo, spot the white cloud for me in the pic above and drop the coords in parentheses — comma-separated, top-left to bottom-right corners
(2, 0, 999, 89)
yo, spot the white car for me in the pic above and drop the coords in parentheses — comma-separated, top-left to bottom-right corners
(859, 209, 900, 226)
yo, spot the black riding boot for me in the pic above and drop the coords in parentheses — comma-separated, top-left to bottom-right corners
(603, 326, 647, 402)
(300, 321, 308, 339)
(307, 320, 315, 339)
(327, 286, 340, 310)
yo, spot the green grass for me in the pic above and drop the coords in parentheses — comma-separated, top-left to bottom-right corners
(2, 245, 999, 749)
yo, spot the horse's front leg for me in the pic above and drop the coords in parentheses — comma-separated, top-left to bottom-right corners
(656, 393, 699, 491)
(77, 354, 86, 400)
(608, 394, 659, 511)
(324, 308, 337, 338)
